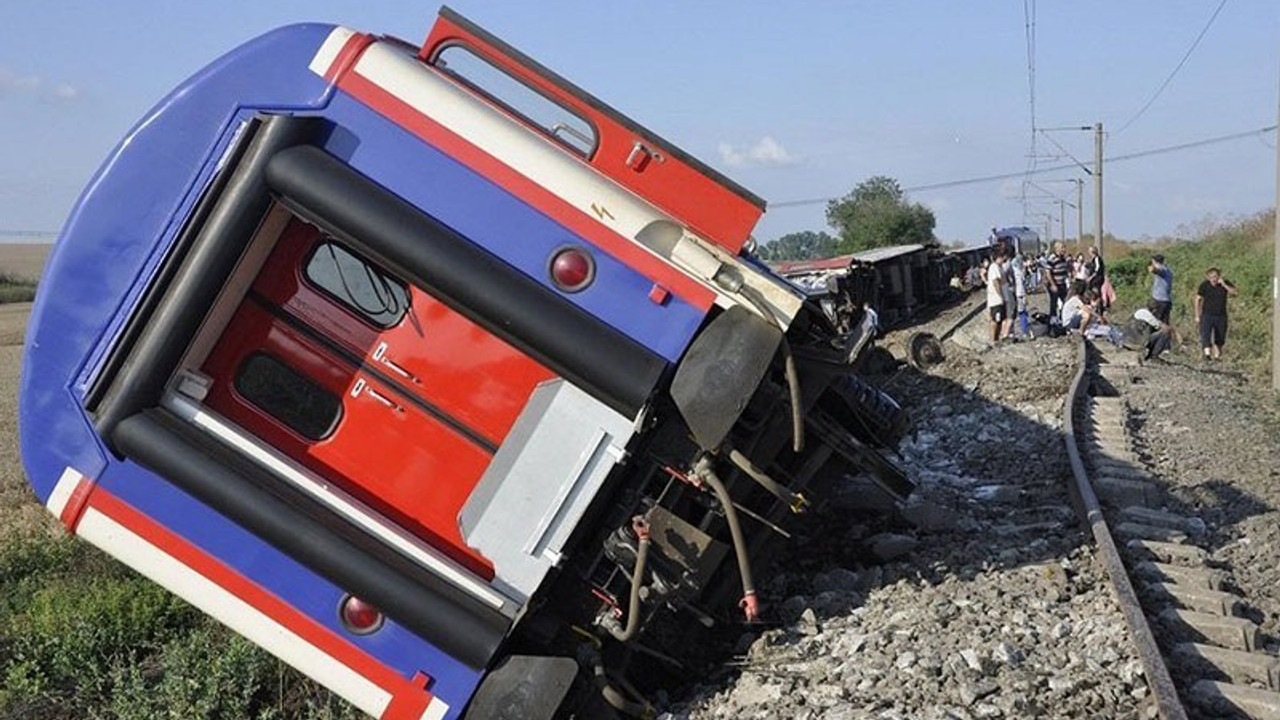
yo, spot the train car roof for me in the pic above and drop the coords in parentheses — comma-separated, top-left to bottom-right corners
(771, 254, 855, 275)
(851, 243, 927, 264)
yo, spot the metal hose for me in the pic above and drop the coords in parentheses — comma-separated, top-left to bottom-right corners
(695, 458, 758, 621)
(593, 662, 655, 719)
(607, 517, 651, 643)
(737, 284, 804, 453)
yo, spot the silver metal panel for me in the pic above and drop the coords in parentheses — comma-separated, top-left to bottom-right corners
(461, 379, 635, 603)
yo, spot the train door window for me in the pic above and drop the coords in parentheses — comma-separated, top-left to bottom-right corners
(234, 353, 342, 440)
(304, 241, 410, 329)
(434, 44, 597, 156)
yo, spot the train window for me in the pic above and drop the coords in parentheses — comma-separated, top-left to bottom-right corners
(304, 241, 410, 329)
(434, 44, 597, 157)
(235, 353, 342, 441)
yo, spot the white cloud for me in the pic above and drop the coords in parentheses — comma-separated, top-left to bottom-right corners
(49, 84, 81, 102)
(718, 136, 797, 168)
(0, 67, 41, 96)
(997, 180, 1022, 200)
(0, 67, 81, 102)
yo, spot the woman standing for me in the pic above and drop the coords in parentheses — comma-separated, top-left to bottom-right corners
(1085, 246, 1107, 314)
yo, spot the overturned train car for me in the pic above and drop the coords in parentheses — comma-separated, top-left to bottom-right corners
(19, 8, 912, 719)
(775, 243, 979, 334)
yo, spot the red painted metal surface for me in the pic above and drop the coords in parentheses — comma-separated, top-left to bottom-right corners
(201, 300, 495, 577)
(253, 220, 555, 447)
(417, 11, 764, 254)
(331, 69, 717, 312)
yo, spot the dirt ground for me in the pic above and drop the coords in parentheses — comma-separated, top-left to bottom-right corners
(0, 302, 56, 539)
(0, 244, 51, 282)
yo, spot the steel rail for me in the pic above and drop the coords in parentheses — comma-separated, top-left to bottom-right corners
(1062, 336, 1188, 720)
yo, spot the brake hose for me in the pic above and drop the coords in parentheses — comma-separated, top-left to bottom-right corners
(607, 517, 651, 643)
(736, 284, 804, 454)
(592, 659, 656, 719)
(694, 457, 759, 622)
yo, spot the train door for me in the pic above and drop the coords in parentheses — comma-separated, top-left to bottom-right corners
(199, 217, 556, 575)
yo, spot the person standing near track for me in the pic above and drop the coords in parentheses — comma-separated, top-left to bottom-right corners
(985, 252, 1006, 344)
(1011, 251, 1029, 337)
(1148, 254, 1173, 323)
(1044, 242, 1072, 320)
(1194, 267, 1237, 361)
(1084, 245, 1106, 315)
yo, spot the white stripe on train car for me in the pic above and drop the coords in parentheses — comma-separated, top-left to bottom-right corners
(45, 466, 85, 518)
(422, 700, 449, 720)
(75, 505, 400, 719)
(162, 391, 515, 615)
(308, 29, 802, 325)
(308, 26, 358, 77)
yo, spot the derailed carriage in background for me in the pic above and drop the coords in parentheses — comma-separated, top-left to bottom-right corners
(19, 8, 912, 719)
(774, 243, 983, 334)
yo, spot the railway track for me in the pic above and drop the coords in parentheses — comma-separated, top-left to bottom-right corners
(1066, 336, 1280, 719)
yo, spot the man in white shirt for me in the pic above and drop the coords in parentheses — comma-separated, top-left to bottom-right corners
(1059, 280, 1091, 331)
(1011, 253, 1028, 337)
(985, 254, 1006, 344)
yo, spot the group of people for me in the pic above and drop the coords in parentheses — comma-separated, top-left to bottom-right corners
(982, 244, 1028, 343)
(1043, 242, 1107, 320)
(982, 239, 1107, 345)
(980, 240, 1239, 363)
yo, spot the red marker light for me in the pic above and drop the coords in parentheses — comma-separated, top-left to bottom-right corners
(549, 247, 594, 292)
(339, 595, 384, 635)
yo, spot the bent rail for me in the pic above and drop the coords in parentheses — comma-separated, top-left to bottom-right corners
(1062, 335, 1188, 720)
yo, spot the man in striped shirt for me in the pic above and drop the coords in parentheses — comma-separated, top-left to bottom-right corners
(1043, 241, 1072, 320)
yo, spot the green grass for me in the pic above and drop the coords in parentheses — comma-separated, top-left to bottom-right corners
(0, 531, 362, 720)
(1104, 211, 1275, 380)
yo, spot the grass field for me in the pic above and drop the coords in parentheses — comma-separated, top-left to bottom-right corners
(0, 245, 362, 719)
(1086, 211, 1275, 380)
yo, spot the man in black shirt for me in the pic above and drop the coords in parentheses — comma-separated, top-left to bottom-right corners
(1194, 267, 1237, 361)
(1043, 241, 1072, 320)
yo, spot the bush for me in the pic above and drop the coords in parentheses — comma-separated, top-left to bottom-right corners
(0, 533, 362, 720)
(1104, 211, 1274, 378)
(0, 271, 37, 303)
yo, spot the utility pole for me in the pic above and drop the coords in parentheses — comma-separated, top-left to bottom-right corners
(1075, 179, 1084, 248)
(1059, 199, 1067, 245)
(1094, 122, 1104, 255)
(1272, 71, 1279, 391)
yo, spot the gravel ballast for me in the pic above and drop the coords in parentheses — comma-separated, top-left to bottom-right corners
(666, 299, 1157, 719)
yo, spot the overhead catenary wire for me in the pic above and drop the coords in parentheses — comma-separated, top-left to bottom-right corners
(1114, 0, 1230, 136)
(769, 124, 1277, 208)
(1020, 0, 1039, 221)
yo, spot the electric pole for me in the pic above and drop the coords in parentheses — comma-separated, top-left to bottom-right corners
(1094, 122, 1104, 256)
(1272, 72, 1279, 391)
(1059, 199, 1067, 245)
(1075, 179, 1084, 248)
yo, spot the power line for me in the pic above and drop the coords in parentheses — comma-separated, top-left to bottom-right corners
(768, 124, 1277, 208)
(1021, 0, 1038, 219)
(1037, 129, 1093, 174)
(1115, 0, 1230, 135)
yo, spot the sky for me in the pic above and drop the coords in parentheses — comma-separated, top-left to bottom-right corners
(1, 1, 1277, 249)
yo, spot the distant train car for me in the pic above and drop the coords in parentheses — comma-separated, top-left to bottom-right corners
(992, 226, 1043, 258)
(19, 7, 912, 719)
(774, 243, 974, 332)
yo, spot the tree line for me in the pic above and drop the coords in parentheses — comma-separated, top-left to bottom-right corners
(756, 175, 936, 262)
